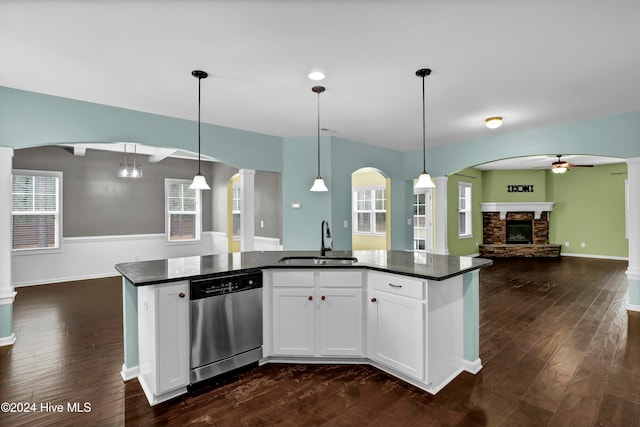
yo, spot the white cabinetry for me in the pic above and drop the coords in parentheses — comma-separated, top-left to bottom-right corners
(137, 280, 190, 405)
(267, 270, 363, 358)
(367, 272, 425, 380)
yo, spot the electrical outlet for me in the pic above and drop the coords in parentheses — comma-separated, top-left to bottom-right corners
(581, 242, 586, 248)
(407, 218, 412, 225)
(260, 220, 264, 228)
(343, 220, 348, 228)
(565, 242, 570, 247)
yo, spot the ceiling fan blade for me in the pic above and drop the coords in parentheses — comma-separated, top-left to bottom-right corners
(569, 164, 594, 168)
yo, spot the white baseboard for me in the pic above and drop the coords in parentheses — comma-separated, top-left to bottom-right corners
(561, 252, 628, 261)
(121, 364, 139, 381)
(461, 358, 483, 374)
(626, 303, 640, 313)
(0, 333, 16, 347)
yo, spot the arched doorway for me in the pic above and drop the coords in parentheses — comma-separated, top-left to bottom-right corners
(351, 167, 390, 250)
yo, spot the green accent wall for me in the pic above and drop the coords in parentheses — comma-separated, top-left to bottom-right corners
(447, 168, 483, 256)
(546, 163, 628, 257)
(482, 169, 548, 202)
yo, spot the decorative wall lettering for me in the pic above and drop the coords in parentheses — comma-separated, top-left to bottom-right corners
(507, 185, 534, 193)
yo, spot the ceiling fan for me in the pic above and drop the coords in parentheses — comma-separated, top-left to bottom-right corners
(550, 155, 594, 174)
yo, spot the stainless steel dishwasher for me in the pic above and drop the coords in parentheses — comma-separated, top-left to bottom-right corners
(190, 271, 263, 384)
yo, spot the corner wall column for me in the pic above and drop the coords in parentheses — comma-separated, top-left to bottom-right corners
(434, 176, 449, 255)
(0, 147, 16, 346)
(240, 169, 255, 252)
(626, 157, 640, 311)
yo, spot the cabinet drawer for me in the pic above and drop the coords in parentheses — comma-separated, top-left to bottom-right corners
(317, 270, 363, 288)
(369, 272, 424, 299)
(272, 270, 314, 287)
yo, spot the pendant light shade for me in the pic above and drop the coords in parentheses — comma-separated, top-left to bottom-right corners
(414, 68, 436, 189)
(189, 70, 211, 191)
(310, 85, 328, 192)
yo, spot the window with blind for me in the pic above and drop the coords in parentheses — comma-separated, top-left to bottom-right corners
(458, 182, 472, 238)
(166, 179, 201, 242)
(353, 187, 386, 234)
(231, 184, 241, 238)
(12, 171, 62, 251)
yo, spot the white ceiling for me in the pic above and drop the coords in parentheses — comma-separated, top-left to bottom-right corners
(2, 0, 640, 157)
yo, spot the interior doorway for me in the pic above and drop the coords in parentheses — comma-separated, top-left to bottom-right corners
(351, 168, 390, 250)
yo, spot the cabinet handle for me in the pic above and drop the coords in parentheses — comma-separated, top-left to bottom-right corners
(371, 297, 377, 303)
(388, 283, 402, 288)
(308, 295, 313, 301)
(178, 292, 185, 298)
(321, 295, 326, 301)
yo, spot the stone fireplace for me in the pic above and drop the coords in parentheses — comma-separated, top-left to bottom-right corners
(479, 202, 561, 257)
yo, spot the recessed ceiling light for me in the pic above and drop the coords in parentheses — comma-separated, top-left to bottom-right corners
(485, 116, 503, 129)
(308, 71, 325, 81)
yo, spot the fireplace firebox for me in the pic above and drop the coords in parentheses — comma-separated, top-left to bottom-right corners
(506, 219, 533, 244)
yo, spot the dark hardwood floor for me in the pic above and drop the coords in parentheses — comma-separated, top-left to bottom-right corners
(1, 257, 639, 426)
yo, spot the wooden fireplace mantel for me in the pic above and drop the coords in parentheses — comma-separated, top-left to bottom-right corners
(480, 202, 555, 220)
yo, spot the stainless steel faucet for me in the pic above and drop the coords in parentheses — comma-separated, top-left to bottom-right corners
(321, 220, 332, 256)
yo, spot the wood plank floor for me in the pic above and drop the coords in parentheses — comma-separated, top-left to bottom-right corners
(1, 257, 639, 426)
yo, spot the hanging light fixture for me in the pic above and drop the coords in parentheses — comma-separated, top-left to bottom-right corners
(189, 70, 211, 190)
(414, 68, 436, 189)
(117, 144, 129, 178)
(310, 85, 329, 192)
(117, 144, 143, 178)
(485, 116, 503, 129)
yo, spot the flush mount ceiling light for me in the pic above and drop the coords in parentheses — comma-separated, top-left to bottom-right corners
(414, 68, 436, 189)
(308, 71, 325, 81)
(189, 70, 211, 190)
(117, 144, 143, 178)
(310, 85, 329, 192)
(485, 116, 503, 129)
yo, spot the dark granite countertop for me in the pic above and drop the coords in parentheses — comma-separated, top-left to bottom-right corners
(115, 250, 492, 286)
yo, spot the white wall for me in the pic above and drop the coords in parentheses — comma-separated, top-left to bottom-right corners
(12, 232, 282, 287)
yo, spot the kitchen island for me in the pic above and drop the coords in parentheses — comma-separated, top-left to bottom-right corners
(116, 250, 492, 405)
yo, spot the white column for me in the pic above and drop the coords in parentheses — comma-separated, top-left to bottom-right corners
(434, 176, 449, 255)
(239, 169, 255, 252)
(0, 147, 16, 345)
(626, 158, 640, 312)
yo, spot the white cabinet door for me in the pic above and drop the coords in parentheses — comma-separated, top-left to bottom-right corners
(319, 287, 363, 356)
(272, 287, 315, 355)
(368, 290, 425, 381)
(156, 281, 190, 393)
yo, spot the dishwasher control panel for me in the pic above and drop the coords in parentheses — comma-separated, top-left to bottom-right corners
(190, 271, 262, 300)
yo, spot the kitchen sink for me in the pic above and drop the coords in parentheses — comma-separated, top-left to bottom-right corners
(278, 256, 358, 266)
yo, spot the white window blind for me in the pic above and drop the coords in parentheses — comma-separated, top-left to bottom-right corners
(353, 187, 386, 234)
(12, 172, 61, 251)
(458, 182, 472, 238)
(166, 180, 200, 241)
(232, 184, 241, 237)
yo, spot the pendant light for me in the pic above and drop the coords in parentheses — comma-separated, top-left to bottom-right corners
(117, 144, 142, 178)
(310, 85, 329, 192)
(414, 68, 436, 189)
(189, 70, 211, 190)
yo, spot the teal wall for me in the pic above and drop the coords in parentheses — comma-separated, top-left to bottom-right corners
(0, 303, 13, 340)
(0, 86, 283, 172)
(2, 86, 640, 254)
(282, 136, 332, 250)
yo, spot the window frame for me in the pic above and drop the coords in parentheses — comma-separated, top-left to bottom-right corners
(458, 182, 473, 239)
(11, 169, 63, 254)
(352, 186, 386, 236)
(231, 182, 241, 240)
(165, 178, 202, 244)
(413, 191, 427, 252)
